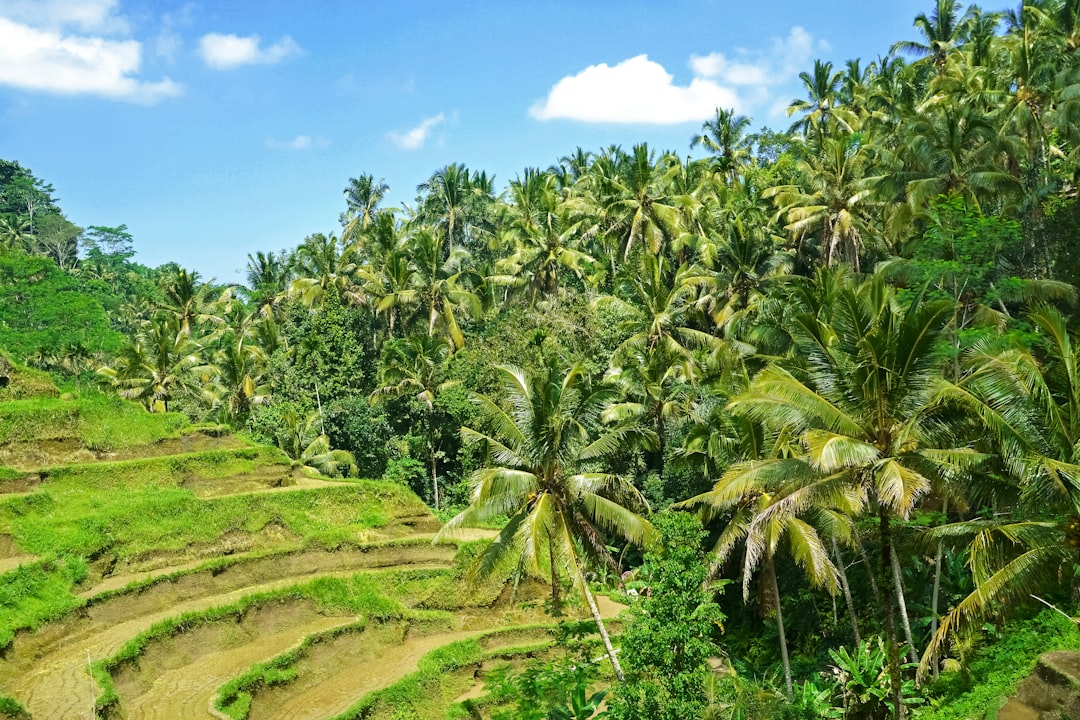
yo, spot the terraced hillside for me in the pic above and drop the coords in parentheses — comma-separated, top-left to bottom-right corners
(0, 363, 620, 720)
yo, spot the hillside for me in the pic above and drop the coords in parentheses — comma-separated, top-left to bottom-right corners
(0, 369, 614, 720)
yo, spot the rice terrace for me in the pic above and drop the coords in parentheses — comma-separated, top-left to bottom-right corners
(0, 361, 618, 719)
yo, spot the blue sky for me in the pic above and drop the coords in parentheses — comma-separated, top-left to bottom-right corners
(1, 0, 931, 282)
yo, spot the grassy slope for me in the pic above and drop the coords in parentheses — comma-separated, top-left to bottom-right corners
(914, 609, 1080, 720)
(0, 388, 434, 649)
(0, 392, 187, 447)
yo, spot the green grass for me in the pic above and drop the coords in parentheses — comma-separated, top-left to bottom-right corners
(0, 693, 30, 720)
(0, 391, 187, 448)
(0, 354, 58, 402)
(0, 445, 432, 649)
(84, 535, 448, 604)
(915, 609, 1080, 720)
(215, 620, 372, 720)
(0, 556, 88, 647)
(37, 445, 281, 491)
(1, 468, 426, 561)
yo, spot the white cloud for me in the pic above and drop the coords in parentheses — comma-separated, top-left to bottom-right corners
(198, 33, 301, 69)
(530, 55, 739, 124)
(0, 0, 129, 33)
(531, 27, 828, 125)
(266, 134, 329, 150)
(0, 15, 181, 103)
(387, 113, 446, 150)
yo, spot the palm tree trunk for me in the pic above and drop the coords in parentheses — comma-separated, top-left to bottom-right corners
(891, 545, 920, 665)
(548, 531, 562, 616)
(930, 496, 949, 680)
(767, 556, 793, 697)
(879, 509, 905, 720)
(656, 411, 666, 485)
(857, 540, 884, 607)
(427, 430, 440, 510)
(573, 554, 624, 682)
(833, 539, 861, 645)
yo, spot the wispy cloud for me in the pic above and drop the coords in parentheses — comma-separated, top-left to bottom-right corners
(531, 27, 827, 124)
(153, 4, 196, 63)
(387, 113, 445, 150)
(198, 33, 301, 70)
(0, 4, 181, 104)
(266, 134, 329, 150)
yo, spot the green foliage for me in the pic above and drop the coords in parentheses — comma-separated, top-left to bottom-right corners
(486, 659, 605, 720)
(827, 638, 923, 719)
(276, 286, 375, 403)
(0, 250, 122, 360)
(0, 467, 416, 560)
(607, 512, 726, 720)
(0, 392, 191, 459)
(915, 610, 1080, 720)
(324, 395, 394, 478)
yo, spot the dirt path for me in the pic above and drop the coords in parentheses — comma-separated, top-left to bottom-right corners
(0, 534, 36, 576)
(0, 553, 37, 575)
(0, 554, 455, 720)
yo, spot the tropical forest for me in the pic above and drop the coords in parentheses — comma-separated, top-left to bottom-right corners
(5, 1, 1080, 718)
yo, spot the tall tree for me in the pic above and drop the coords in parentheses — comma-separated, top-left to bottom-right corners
(691, 108, 752, 184)
(436, 358, 655, 681)
(728, 270, 973, 718)
(340, 174, 389, 242)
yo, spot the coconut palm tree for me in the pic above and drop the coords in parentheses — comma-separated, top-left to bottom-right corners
(590, 144, 688, 260)
(766, 127, 882, 271)
(341, 174, 389, 242)
(99, 315, 209, 413)
(245, 250, 292, 318)
(276, 406, 358, 478)
(289, 232, 365, 308)
(897, 102, 1022, 214)
(787, 60, 852, 138)
(892, 0, 971, 69)
(603, 344, 695, 488)
(211, 332, 270, 424)
(595, 253, 717, 363)
(727, 269, 973, 718)
(379, 227, 482, 349)
(160, 267, 221, 336)
(677, 430, 857, 696)
(497, 170, 596, 305)
(922, 304, 1080, 678)
(435, 357, 656, 682)
(691, 108, 752, 184)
